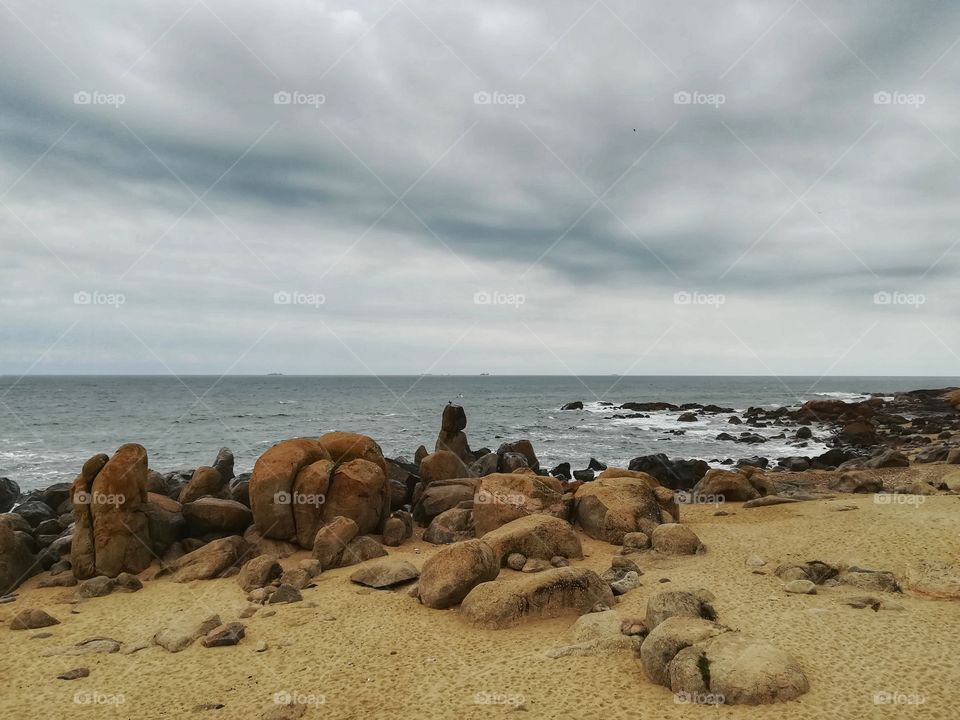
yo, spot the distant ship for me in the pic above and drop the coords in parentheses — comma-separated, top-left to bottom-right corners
(480, 372, 491, 376)
(267, 372, 284, 376)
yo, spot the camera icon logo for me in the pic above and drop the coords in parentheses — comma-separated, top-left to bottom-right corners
(473, 91, 492, 105)
(73, 291, 91, 305)
(674, 91, 692, 105)
(873, 91, 892, 105)
(73, 91, 92, 105)
(274, 91, 292, 105)
(473, 290, 492, 305)
(274, 291, 292, 305)
(274, 491, 292, 505)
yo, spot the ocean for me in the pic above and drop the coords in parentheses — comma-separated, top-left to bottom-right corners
(1, 375, 955, 491)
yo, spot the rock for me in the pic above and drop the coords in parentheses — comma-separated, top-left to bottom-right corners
(13, 500, 54, 527)
(213, 447, 235, 483)
(419, 451, 472, 486)
(827, 471, 883, 494)
(903, 560, 960, 599)
(182, 498, 252, 535)
(412, 479, 478, 525)
(0, 477, 20, 513)
(840, 421, 877, 445)
(77, 575, 116, 598)
(678, 412, 698, 422)
(506, 553, 527, 570)
(573, 473, 670, 543)
(249, 438, 331, 544)
(202, 622, 246, 647)
(423, 508, 474, 544)
(350, 558, 419, 588)
(795, 426, 812, 439)
(243, 525, 299, 559)
(469, 452, 499, 477)
(692, 467, 772, 502)
(237, 555, 282, 592)
(651, 524, 704, 555)
(865, 450, 910, 469)
(48, 637, 121, 655)
(321, 459, 388, 537)
(645, 589, 717, 630)
(142, 493, 185, 558)
(551, 556, 570, 567)
(418, 539, 499, 609)
(890, 480, 938, 496)
(640, 616, 727, 686)
(318, 431, 386, 471)
(521, 558, 551, 573)
(71, 445, 153, 579)
(561, 401, 583, 410)
(784, 579, 816, 594)
(0, 515, 38, 594)
(627, 454, 709, 491)
(499, 452, 529, 474)
(170, 535, 249, 582)
(778, 457, 811, 472)
(669, 631, 809, 704)
(312, 517, 359, 570)
(610, 570, 641, 595)
(268, 583, 303, 604)
(461, 567, 614, 629)
(178, 466, 226, 505)
(10, 608, 60, 630)
(440, 403, 468, 432)
(473, 473, 567, 535)
(37, 573, 78, 588)
(496, 440, 540, 472)
(742, 495, 801, 508)
(279, 568, 313, 590)
(480, 514, 581, 565)
(545, 610, 638, 658)
(153, 613, 221, 652)
(382, 517, 407, 547)
(336, 536, 387, 568)
(842, 567, 899, 593)
(745, 555, 767, 568)
(587, 457, 607, 471)
(58, 668, 90, 680)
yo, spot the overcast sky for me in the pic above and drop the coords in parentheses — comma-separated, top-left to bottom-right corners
(1, 0, 959, 376)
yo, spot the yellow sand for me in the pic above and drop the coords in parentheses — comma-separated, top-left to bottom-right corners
(2, 491, 959, 720)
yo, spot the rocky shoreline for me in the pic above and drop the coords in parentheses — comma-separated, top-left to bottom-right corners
(1, 388, 959, 717)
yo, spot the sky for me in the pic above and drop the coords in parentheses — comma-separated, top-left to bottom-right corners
(1, 0, 959, 376)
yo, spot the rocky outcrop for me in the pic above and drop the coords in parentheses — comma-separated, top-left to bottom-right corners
(318, 431, 386, 471)
(692, 467, 772, 502)
(473, 473, 568, 535)
(419, 451, 472, 486)
(480, 515, 581, 565)
(424, 508, 475, 544)
(182, 498, 252, 535)
(573, 474, 673, 544)
(418, 539, 499, 609)
(412, 478, 478, 525)
(70, 445, 152, 580)
(628, 454, 708, 491)
(460, 567, 614, 629)
(435, 404, 473, 463)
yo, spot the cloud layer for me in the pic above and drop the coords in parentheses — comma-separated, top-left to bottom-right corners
(2, 0, 959, 376)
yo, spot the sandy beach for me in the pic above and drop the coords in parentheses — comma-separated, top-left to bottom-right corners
(3, 462, 958, 720)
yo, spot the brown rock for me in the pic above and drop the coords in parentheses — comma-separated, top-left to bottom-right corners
(473, 473, 567, 535)
(311, 516, 359, 570)
(418, 539, 499, 609)
(322, 459, 388, 536)
(291, 459, 334, 549)
(420, 451, 472, 486)
(182, 498, 252, 535)
(10, 608, 60, 630)
(170, 535, 249, 582)
(318, 431, 386, 471)
(424, 508, 474, 544)
(237, 554, 282, 592)
(336, 536, 387, 568)
(178, 466, 225, 504)
(202, 622, 246, 647)
(480, 515, 582, 565)
(573, 474, 665, 543)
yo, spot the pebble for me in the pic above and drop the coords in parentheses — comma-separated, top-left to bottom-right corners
(57, 667, 89, 680)
(784, 579, 817, 595)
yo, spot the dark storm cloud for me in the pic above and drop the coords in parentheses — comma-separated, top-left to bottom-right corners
(1, 0, 959, 374)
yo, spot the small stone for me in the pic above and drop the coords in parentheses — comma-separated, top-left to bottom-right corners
(521, 558, 551, 573)
(239, 605, 259, 619)
(268, 584, 302, 604)
(745, 554, 767, 568)
(506, 553, 527, 571)
(202, 622, 246, 648)
(115, 572, 143, 592)
(298, 559, 321, 578)
(784, 579, 817, 595)
(57, 667, 89, 680)
(610, 570, 641, 596)
(254, 640, 268, 652)
(10, 608, 60, 630)
(622, 532, 650, 550)
(550, 556, 569, 568)
(77, 575, 116, 599)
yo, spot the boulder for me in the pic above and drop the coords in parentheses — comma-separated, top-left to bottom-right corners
(237, 554, 282, 592)
(865, 450, 910, 469)
(243, 525, 299, 559)
(336, 536, 387, 568)
(182, 498, 252, 535)
(827, 471, 883, 494)
(0, 477, 20, 513)
(561, 401, 584, 411)
(202, 622, 245, 648)
(640, 616, 727, 686)
(287, 459, 333, 548)
(10, 608, 61, 630)
(350, 558, 419, 588)
(318, 431, 385, 471)
(839, 421, 878, 446)
(480, 515, 581, 565)
(424, 508, 475, 544)
(178, 466, 226, 505)
(412, 478, 478, 525)
(249, 438, 330, 543)
(153, 613, 221, 652)
(573, 474, 668, 544)
(169, 535, 248, 582)
(499, 453, 529, 474)
(311, 516, 359, 570)
(473, 473, 567, 535)
(382, 517, 407, 547)
(692, 468, 772, 502)
(213, 447, 235, 483)
(0, 516, 38, 594)
(419, 451, 472, 486)
(669, 631, 809, 704)
(645, 589, 717, 630)
(650, 524, 704, 555)
(321, 459, 388, 537)
(460, 567, 614, 629)
(628, 454, 708, 491)
(470, 452, 500, 477)
(418, 539, 499, 609)
(496, 440, 540, 472)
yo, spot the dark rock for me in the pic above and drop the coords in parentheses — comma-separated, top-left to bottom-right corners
(627, 454, 708, 491)
(561, 401, 584, 411)
(549, 463, 572, 480)
(57, 668, 90, 680)
(13, 500, 54, 528)
(202, 622, 245, 647)
(0, 478, 19, 513)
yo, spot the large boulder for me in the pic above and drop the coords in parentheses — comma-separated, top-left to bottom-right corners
(827, 471, 883, 494)
(645, 589, 717, 630)
(436, 405, 472, 463)
(0, 477, 20, 513)
(71, 445, 152, 579)
(628, 454, 708, 491)
(692, 468, 771, 502)
(460, 567, 614, 629)
(412, 478, 478, 525)
(311, 516, 359, 570)
(419, 451, 472, 486)
(651, 524, 704, 555)
(640, 616, 727, 686)
(336, 536, 387, 568)
(169, 535, 248, 582)
(473, 473, 567, 536)
(350, 558, 419, 588)
(142, 493, 185, 557)
(321, 459, 388, 536)
(236, 554, 282, 592)
(480, 515, 582, 565)
(248, 438, 330, 544)
(596, 468, 661, 486)
(291, 459, 334, 548)
(496, 440, 540, 472)
(182, 498, 252, 535)
(318, 431, 386, 471)
(573, 474, 671, 544)
(424, 508, 475, 544)
(669, 632, 809, 704)
(178, 466, 227, 504)
(0, 516, 37, 594)
(418, 539, 499, 609)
